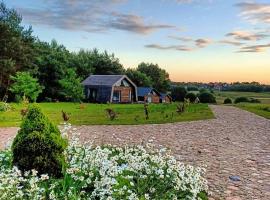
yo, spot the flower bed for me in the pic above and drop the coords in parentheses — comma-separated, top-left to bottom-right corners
(0, 124, 208, 200)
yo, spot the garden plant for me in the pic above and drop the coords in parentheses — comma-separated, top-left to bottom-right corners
(0, 110, 209, 199)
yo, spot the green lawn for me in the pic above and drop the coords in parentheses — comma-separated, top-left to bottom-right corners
(0, 103, 214, 127)
(236, 103, 270, 119)
(214, 91, 270, 104)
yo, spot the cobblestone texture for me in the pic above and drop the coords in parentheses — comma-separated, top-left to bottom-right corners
(1, 105, 269, 199)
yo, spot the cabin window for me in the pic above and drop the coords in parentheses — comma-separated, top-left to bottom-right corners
(113, 90, 121, 102)
(121, 79, 131, 87)
(88, 88, 98, 102)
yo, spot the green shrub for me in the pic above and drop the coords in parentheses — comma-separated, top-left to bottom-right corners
(249, 98, 261, 103)
(223, 98, 232, 104)
(198, 92, 216, 103)
(234, 97, 250, 104)
(262, 107, 270, 112)
(12, 105, 67, 177)
(185, 92, 197, 103)
(171, 86, 187, 101)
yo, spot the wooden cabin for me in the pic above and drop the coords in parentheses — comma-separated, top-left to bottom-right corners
(137, 87, 161, 103)
(82, 75, 137, 103)
(160, 93, 172, 103)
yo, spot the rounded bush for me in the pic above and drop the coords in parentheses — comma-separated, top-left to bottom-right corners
(234, 97, 249, 104)
(249, 98, 261, 103)
(171, 86, 187, 102)
(12, 105, 67, 177)
(185, 92, 197, 103)
(198, 92, 216, 103)
(223, 98, 232, 104)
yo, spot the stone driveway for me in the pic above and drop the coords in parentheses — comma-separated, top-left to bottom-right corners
(1, 105, 270, 200)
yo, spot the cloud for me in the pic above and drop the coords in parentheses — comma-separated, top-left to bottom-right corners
(145, 44, 193, 51)
(146, 37, 212, 52)
(17, 0, 175, 34)
(226, 30, 268, 41)
(195, 38, 212, 47)
(169, 36, 212, 47)
(236, 2, 270, 24)
(219, 39, 244, 46)
(237, 43, 270, 53)
(168, 35, 193, 42)
(106, 13, 175, 34)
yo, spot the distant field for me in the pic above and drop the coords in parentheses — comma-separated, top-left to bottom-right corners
(236, 103, 270, 119)
(0, 103, 214, 127)
(214, 91, 270, 104)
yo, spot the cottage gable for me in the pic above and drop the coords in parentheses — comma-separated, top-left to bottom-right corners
(82, 75, 137, 103)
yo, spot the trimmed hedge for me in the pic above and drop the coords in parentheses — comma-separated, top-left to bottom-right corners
(185, 92, 197, 103)
(12, 105, 67, 177)
(198, 92, 216, 103)
(223, 98, 232, 104)
(234, 97, 250, 104)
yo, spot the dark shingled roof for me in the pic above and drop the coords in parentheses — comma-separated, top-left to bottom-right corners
(160, 93, 171, 98)
(137, 87, 152, 97)
(82, 75, 124, 86)
(137, 87, 161, 97)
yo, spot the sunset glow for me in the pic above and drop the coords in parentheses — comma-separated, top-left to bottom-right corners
(6, 0, 270, 83)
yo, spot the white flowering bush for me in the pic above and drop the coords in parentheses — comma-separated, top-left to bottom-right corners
(0, 123, 208, 200)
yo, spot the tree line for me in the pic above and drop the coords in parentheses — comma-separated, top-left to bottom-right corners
(0, 2, 170, 102)
(222, 82, 270, 93)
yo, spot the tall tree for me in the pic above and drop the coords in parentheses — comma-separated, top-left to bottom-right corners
(9, 72, 43, 102)
(125, 68, 152, 87)
(0, 2, 36, 98)
(34, 40, 71, 100)
(171, 86, 187, 102)
(91, 49, 125, 75)
(137, 62, 170, 92)
(59, 68, 84, 102)
(70, 49, 95, 80)
(70, 48, 125, 80)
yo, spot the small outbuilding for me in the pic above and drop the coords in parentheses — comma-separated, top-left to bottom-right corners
(160, 93, 172, 103)
(137, 87, 161, 103)
(82, 75, 137, 103)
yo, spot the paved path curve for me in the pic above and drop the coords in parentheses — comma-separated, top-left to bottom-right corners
(1, 105, 270, 199)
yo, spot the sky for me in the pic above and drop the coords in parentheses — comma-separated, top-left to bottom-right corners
(5, 0, 270, 84)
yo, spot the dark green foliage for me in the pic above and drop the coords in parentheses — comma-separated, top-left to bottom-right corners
(199, 92, 216, 103)
(187, 86, 198, 91)
(9, 72, 44, 102)
(144, 103, 149, 120)
(249, 98, 261, 103)
(12, 105, 67, 177)
(59, 68, 84, 102)
(70, 49, 125, 78)
(137, 62, 170, 93)
(185, 92, 197, 103)
(0, 2, 36, 98)
(234, 97, 250, 104)
(199, 88, 208, 94)
(223, 98, 232, 104)
(262, 107, 270, 112)
(125, 68, 152, 87)
(225, 82, 264, 92)
(171, 86, 187, 102)
(34, 40, 71, 101)
(198, 191, 208, 200)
